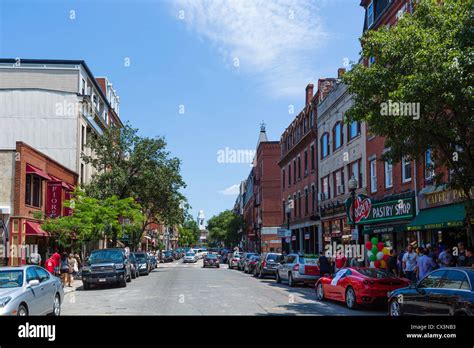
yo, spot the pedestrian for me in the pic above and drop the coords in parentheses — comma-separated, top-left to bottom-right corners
(29, 250, 42, 266)
(317, 252, 331, 277)
(402, 245, 418, 282)
(45, 256, 55, 275)
(69, 253, 78, 281)
(74, 253, 82, 271)
(387, 249, 398, 276)
(52, 249, 61, 277)
(465, 248, 474, 268)
(60, 252, 70, 286)
(417, 248, 437, 280)
(455, 242, 467, 267)
(397, 247, 407, 277)
(437, 246, 453, 268)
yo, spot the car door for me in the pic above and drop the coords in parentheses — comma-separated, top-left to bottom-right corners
(24, 267, 45, 315)
(327, 269, 349, 300)
(403, 270, 446, 315)
(428, 270, 468, 315)
(277, 256, 287, 279)
(35, 267, 55, 314)
(284, 255, 296, 280)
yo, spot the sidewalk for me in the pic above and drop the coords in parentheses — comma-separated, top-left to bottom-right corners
(63, 278, 82, 295)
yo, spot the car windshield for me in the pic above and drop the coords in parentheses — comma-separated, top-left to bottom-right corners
(246, 254, 257, 259)
(0, 270, 24, 288)
(164, 252, 172, 256)
(89, 250, 124, 264)
(207, 254, 217, 259)
(133, 253, 147, 261)
(357, 268, 393, 279)
(186, 253, 195, 257)
(267, 254, 281, 262)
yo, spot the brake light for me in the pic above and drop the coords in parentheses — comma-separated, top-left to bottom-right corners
(293, 264, 299, 272)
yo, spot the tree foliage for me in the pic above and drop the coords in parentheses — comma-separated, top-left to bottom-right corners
(178, 219, 200, 247)
(343, 0, 473, 198)
(207, 210, 243, 248)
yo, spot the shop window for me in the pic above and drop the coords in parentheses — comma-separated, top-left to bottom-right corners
(25, 174, 42, 208)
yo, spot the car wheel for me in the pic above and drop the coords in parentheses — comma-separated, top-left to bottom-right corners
(126, 272, 131, 283)
(276, 271, 282, 284)
(52, 294, 61, 316)
(83, 282, 91, 290)
(389, 298, 402, 316)
(316, 282, 325, 301)
(288, 273, 296, 287)
(17, 304, 28, 316)
(131, 271, 136, 279)
(345, 287, 357, 309)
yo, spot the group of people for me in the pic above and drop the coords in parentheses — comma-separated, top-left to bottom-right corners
(29, 249, 82, 287)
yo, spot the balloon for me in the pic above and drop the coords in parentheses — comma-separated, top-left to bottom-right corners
(383, 247, 390, 255)
(369, 261, 375, 268)
(371, 246, 378, 256)
(374, 260, 381, 268)
(369, 254, 376, 262)
(380, 260, 387, 268)
(377, 242, 384, 251)
(367, 251, 373, 258)
(376, 251, 384, 260)
(371, 237, 378, 246)
(365, 241, 373, 251)
(383, 254, 390, 262)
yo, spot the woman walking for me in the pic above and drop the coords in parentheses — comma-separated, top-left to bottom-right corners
(69, 254, 78, 282)
(60, 252, 70, 286)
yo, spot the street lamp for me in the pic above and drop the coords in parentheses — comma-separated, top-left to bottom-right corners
(348, 175, 358, 245)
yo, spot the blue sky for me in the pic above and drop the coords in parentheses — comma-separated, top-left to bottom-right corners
(0, 0, 364, 222)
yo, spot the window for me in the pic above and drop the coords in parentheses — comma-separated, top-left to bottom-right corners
(26, 267, 39, 283)
(438, 270, 470, 290)
(293, 159, 297, 184)
(418, 270, 446, 288)
(349, 160, 361, 188)
(384, 161, 393, 188)
(321, 176, 330, 200)
(321, 133, 329, 159)
(402, 157, 412, 183)
(282, 169, 286, 189)
(80, 163, 85, 185)
(81, 79, 86, 95)
(348, 121, 361, 141)
(310, 110, 315, 128)
(282, 200, 286, 221)
(310, 145, 315, 170)
(25, 174, 42, 208)
(298, 192, 302, 218)
(333, 122, 343, 150)
(311, 185, 316, 212)
(304, 150, 308, 176)
(304, 188, 309, 215)
(303, 116, 307, 133)
(35, 267, 50, 283)
(293, 194, 297, 218)
(81, 125, 85, 151)
(334, 169, 344, 196)
(367, 0, 374, 28)
(297, 156, 301, 179)
(370, 159, 377, 193)
(425, 149, 434, 179)
(288, 164, 291, 187)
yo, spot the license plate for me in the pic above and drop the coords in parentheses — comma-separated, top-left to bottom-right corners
(99, 278, 106, 282)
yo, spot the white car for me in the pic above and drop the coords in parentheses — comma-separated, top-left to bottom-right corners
(183, 252, 197, 263)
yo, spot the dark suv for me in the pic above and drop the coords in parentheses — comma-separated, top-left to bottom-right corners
(132, 252, 151, 275)
(82, 248, 132, 290)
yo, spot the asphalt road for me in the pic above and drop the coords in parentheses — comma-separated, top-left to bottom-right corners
(62, 259, 386, 315)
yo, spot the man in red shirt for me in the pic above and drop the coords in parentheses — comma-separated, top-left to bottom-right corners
(335, 254, 347, 272)
(52, 249, 61, 276)
(45, 256, 55, 275)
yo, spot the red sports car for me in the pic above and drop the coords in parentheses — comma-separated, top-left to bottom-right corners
(315, 267, 410, 309)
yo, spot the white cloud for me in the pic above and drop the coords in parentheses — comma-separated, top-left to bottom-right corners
(171, 0, 328, 98)
(219, 184, 240, 195)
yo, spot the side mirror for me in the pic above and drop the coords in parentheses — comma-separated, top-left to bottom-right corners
(27, 279, 40, 287)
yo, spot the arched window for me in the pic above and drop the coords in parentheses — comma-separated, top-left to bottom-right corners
(333, 122, 343, 150)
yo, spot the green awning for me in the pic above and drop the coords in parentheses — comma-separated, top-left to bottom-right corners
(406, 203, 466, 231)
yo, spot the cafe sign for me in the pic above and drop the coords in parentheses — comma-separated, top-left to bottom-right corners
(419, 186, 474, 210)
(346, 196, 415, 225)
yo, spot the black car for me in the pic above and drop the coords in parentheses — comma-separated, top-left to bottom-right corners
(238, 252, 258, 271)
(129, 253, 140, 279)
(203, 254, 220, 268)
(163, 251, 174, 263)
(132, 252, 151, 275)
(388, 268, 474, 316)
(255, 252, 282, 278)
(82, 248, 132, 290)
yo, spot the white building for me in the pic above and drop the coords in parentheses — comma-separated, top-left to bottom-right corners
(0, 58, 123, 185)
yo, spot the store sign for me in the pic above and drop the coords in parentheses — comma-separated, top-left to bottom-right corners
(419, 186, 474, 210)
(277, 228, 291, 238)
(46, 182, 63, 218)
(346, 196, 414, 225)
(304, 233, 310, 240)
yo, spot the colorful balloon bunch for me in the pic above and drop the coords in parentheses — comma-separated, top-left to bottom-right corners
(365, 237, 390, 268)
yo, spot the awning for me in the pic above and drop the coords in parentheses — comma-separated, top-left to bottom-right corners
(406, 203, 466, 231)
(25, 221, 50, 237)
(26, 164, 51, 181)
(48, 175, 70, 189)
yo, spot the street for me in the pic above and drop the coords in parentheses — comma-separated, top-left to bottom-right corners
(62, 259, 385, 316)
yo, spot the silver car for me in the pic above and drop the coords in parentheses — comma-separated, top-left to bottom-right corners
(275, 253, 320, 287)
(0, 266, 64, 316)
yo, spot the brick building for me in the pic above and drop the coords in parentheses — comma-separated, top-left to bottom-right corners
(279, 80, 335, 254)
(0, 142, 78, 266)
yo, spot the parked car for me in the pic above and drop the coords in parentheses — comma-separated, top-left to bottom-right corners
(183, 252, 197, 263)
(132, 252, 151, 276)
(245, 255, 260, 274)
(388, 268, 474, 316)
(129, 253, 140, 279)
(0, 266, 64, 316)
(163, 251, 174, 263)
(315, 267, 410, 309)
(82, 248, 132, 289)
(228, 252, 243, 269)
(148, 255, 158, 269)
(254, 253, 282, 278)
(238, 252, 258, 271)
(275, 253, 320, 287)
(203, 253, 220, 268)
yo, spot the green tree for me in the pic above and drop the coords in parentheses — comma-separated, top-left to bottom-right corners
(207, 210, 243, 248)
(343, 0, 473, 243)
(178, 219, 200, 247)
(82, 124, 188, 241)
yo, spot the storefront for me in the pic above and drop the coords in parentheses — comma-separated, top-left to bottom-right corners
(346, 194, 416, 251)
(321, 202, 354, 248)
(407, 185, 474, 248)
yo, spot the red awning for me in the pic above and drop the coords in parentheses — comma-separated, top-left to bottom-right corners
(26, 164, 52, 181)
(48, 175, 70, 189)
(25, 221, 50, 237)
